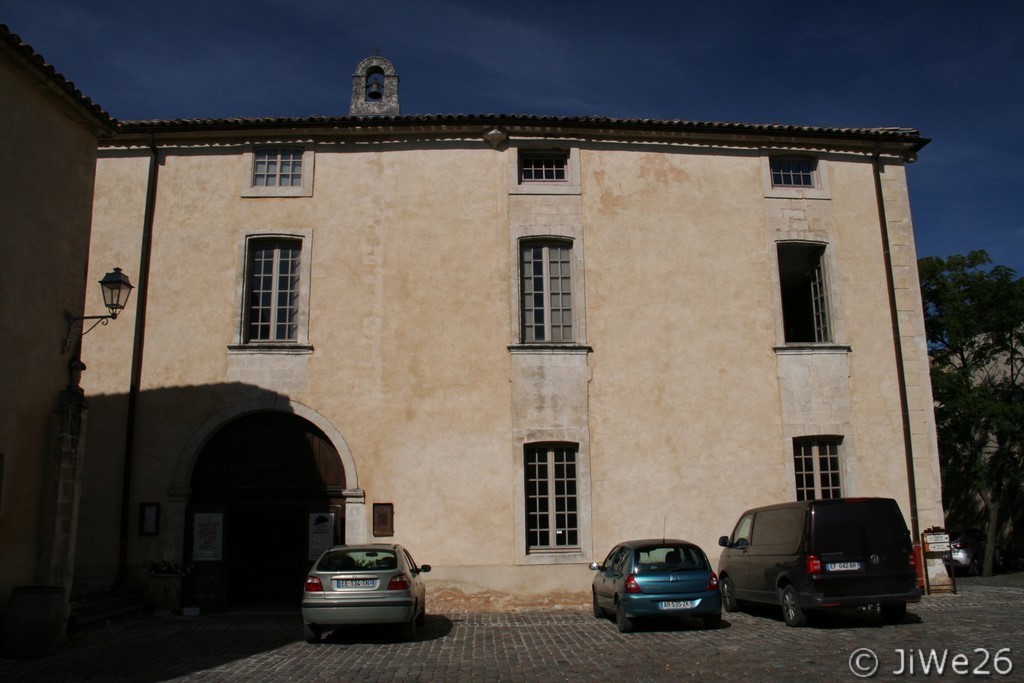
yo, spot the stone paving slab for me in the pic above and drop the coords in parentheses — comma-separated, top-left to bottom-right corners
(1, 574, 1022, 681)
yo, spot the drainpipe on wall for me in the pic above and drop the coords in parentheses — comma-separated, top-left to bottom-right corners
(872, 143, 922, 559)
(116, 136, 159, 586)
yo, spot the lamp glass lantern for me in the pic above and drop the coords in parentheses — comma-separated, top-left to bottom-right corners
(99, 267, 134, 318)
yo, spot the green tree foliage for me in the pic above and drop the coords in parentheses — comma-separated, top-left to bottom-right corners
(919, 251, 1024, 575)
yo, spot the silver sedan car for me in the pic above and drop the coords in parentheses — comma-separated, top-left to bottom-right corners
(301, 544, 431, 642)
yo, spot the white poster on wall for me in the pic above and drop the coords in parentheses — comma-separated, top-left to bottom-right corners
(193, 513, 224, 561)
(309, 513, 335, 560)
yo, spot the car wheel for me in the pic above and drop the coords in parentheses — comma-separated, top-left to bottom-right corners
(592, 590, 604, 619)
(416, 599, 426, 626)
(303, 623, 321, 644)
(968, 557, 981, 577)
(615, 599, 634, 633)
(702, 613, 722, 630)
(880, 602, 907, 625)
(779, 585, 808, 627)
(720, 575, 739, 612)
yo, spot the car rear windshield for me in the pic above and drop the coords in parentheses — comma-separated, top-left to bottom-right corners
(812, 500, 909, 549)
(635, 545, 707, 572)
(316, 549, 398, 572)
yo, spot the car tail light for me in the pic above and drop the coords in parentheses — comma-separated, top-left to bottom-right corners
(706, 570, 720, 591)
(952, 541, 964, 549)
(805, 555, 823, 575)
(624, 574, 643, 594)
(908, 550, 918, 572)
(387, 574, 411, 591)
(304, 576, 324, 592)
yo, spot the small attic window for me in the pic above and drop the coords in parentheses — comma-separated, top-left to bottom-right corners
(761, 152, 830, 200)
(770, 157, 816, 188)
(510, 147, 581, 195)
(520, 151, 569, 183)
(242, 144, 315, 198)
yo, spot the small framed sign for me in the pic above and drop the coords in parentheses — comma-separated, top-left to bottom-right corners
(140, 503, 160, 536)
(373, 503, 394, 537)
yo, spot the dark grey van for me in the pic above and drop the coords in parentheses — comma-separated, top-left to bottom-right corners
(717, 497, 920, 626)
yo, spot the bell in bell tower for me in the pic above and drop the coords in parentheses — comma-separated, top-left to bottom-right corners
(349, 54, 400, 116)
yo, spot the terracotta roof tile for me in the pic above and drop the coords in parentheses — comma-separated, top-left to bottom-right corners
(118, 112, 923, 138)
(114, 113, 927, 156)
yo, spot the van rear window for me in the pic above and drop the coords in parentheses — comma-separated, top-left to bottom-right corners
(813, 500, 909, 545)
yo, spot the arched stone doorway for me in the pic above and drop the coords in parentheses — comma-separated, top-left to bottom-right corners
(183, 411, 347, 609)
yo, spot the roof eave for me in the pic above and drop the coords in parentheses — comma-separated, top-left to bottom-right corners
(109, 114, 928, 160)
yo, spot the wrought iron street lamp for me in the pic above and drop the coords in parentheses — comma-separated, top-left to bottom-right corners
(61, 267, 134, 353)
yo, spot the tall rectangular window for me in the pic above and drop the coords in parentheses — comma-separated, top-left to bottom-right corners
(524, 444, 579, 552)
(246, 239, 301, 342)
(253, 147, 303, 187)
(777, 242, 831, 343)
(794, 436, 842, 501)
(521, 240, 573, 343)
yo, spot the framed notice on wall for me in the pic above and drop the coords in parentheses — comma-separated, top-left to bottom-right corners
(193, 513, 223, 561)
(373, 503, 394, 537)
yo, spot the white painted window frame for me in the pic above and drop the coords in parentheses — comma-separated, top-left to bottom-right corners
(242, 143, 315, 198)
(793, 435, 844, 501)
(228, 229, 313, 353)
(773, 239, 846, 347)
(523, 443, 581, 552)
(762, 152, 831, 200)
(520, 239, 575, 344)
(509, 144, 581, 195)
(514, 432, 593, 565)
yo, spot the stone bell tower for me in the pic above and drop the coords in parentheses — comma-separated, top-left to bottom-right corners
(349, 54, 399, 116)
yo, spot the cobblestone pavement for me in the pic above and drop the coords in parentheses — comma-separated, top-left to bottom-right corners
(1, 574, 1022, 682)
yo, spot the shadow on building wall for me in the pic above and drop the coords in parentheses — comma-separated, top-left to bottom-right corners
(77, 381, 351, 614)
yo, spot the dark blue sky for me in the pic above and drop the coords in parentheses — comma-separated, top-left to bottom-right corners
(4, 0, 1022, 274)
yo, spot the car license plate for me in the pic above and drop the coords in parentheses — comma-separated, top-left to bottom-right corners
(660, 600, 695, 610)
(826, 561, 862, 572)
(334, 578, 376, 589)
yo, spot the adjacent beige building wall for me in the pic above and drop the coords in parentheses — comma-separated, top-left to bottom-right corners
(80, 124, 943, 603)
(0, 32, 113, 616)
(877, 160, 946, 535)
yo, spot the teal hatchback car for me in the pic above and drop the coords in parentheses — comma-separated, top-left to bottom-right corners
(590, 539, 722, 632)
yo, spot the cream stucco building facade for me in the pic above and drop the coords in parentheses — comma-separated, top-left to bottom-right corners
(77, 57, 944, 609)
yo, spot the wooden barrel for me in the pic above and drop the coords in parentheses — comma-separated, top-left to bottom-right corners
(1, 586, 66, 657)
